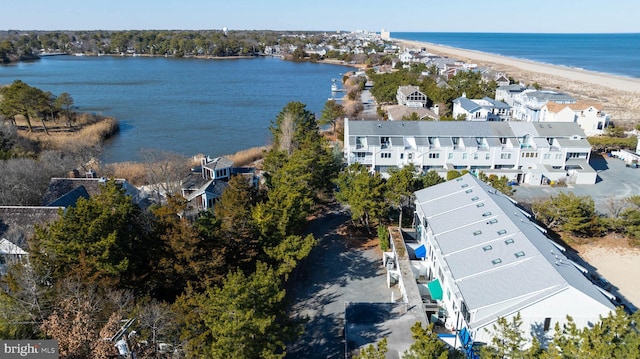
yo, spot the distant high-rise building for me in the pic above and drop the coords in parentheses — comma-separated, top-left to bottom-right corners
(380, 29, 391, 40)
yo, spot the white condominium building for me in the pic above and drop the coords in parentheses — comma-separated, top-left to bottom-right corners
(344, 119, 596, 185)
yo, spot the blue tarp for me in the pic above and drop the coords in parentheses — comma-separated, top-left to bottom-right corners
(415, 244, 426, 258)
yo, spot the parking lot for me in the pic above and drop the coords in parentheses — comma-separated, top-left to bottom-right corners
(512, 153, 640, 213)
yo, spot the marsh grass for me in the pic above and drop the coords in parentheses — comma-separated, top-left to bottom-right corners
(16, 113, 119, 152)
(226, 146, 269, 167)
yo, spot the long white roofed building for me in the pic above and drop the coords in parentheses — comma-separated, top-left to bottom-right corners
(411, 174, 615, 353)
(344, 119, 596, 185)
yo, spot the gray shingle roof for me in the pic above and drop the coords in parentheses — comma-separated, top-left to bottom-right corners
(414, 174, 614, 323)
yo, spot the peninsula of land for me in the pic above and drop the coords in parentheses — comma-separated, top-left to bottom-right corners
(393, 38, 640, 125)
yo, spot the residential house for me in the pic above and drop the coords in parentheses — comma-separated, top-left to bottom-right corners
(42, 177, 146, 208)
(396, 86, 428, 108)
(495, 84, 529, 108)
(0, 238, 28, 276)
(408, 174, 615, 350)
(386, 106, 439, 121)
(541, 102, 610, 136)
(344, 119, 596, 185)
(512, 89, 576, 122)
(494, 73, 510, 87)
(0, 206, 61, 248)
(452, 95, 510, 121)
(0, 177, 146, 245)
(180, 156, 234, 212)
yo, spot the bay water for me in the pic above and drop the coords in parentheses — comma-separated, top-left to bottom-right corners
(0, 56, 346, 163)
(393, 32, 640, 78)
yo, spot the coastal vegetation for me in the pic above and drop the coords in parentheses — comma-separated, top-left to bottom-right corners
(0, 81, 119, 205)
(0, 101, 340, 358)
(366, 64, 498, 119)
(0, 29, 322, 59)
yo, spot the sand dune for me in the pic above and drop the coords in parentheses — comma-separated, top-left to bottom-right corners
(393, 39, 640, 125)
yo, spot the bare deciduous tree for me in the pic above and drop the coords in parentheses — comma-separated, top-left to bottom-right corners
(140, 149, 192, 203)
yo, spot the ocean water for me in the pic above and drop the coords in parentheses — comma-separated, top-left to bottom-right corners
(392, 32, 640, 79)
(0, 56, 345, 162)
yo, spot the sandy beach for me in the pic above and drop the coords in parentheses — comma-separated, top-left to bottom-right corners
(393, 39, 640, 125)
(576, 241, 640, 309)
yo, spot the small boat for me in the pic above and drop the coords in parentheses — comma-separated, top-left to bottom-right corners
(331, 83, 339, 92)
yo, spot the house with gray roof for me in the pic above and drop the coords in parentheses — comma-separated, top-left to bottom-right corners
(452, 95, 510, 121)
(344, 119, 596, 185)
(180, 156, 240, 213)
(409, 174, 615, 349)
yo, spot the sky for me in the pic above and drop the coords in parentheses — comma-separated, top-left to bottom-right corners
(2, 0, 639, 33)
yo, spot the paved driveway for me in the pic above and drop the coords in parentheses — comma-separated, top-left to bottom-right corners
(286, 206, 392, 359)
(512, 153, 640, 213)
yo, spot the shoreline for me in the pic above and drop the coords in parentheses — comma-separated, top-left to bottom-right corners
(392, 37, 640, 124)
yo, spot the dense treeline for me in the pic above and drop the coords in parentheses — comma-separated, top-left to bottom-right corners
(532, 192, 640, 245)
(0, 101, 340, 358)
(0, 29, 325, 60)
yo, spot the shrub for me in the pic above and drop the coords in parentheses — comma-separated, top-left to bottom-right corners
(377, 225, 389, 252)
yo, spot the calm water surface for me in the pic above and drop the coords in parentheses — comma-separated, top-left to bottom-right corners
(393, 32, 640, 78)
(0, 56, 346, 162)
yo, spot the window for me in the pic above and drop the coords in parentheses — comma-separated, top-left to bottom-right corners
(381, 136, 390, 148)
(471, 196, 480, 202)
(408, 153, 413, 159)
(448, 153, 453, 160)
(487, 219, 498, 224)
(486, 153, 491, 160)
(400, 153, 404, 159)
(473, 153, 479, 160)
(544, 153, 551, 159)
(463, 153, 468, 160)
(555, 154, 562, 159)
(482, 245, 492, 252)
(482, 211, 492, 217)
(428, 153, 440, 159)
(499, 137, 507, 145)
(515, 251, 526, 258)
(461, 184, 469, 188)
(501, 153, 512, 159)
(544, 318, 552, 331)
(380, 153, 391, 159)
(465, 189, 473, 193)
(476, 202, 485, 207)
(491, 258, 502, 265)
(499, 230, 509, 236)
(504, 237, 514, 244)
(473, 230, 482, 236)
